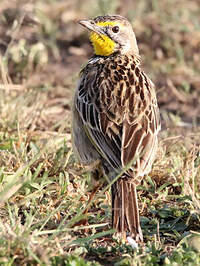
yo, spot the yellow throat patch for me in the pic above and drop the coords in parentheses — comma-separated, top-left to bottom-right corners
(89, 21, 117, 56)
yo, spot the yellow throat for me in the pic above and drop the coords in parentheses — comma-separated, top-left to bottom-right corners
(89, 21, 117, 56)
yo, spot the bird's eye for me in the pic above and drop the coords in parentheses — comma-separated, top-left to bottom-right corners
(112, 26, 119, 33)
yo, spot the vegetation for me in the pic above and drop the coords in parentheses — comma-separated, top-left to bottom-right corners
(0, 0, 200, 265)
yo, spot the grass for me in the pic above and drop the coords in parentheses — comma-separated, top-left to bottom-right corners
(0, 0, 200, 265)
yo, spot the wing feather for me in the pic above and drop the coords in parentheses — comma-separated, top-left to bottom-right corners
(75, 72, 122, 170)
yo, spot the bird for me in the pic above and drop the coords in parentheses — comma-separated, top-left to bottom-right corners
(72, 14, 161, 242)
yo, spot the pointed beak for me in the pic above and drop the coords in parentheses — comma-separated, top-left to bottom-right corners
(78, 20, 104, 35)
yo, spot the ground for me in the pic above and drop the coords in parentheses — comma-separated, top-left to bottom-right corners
(0, 0, 200, 265)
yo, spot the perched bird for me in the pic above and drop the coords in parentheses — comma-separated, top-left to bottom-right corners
(72, 15, 161, 241)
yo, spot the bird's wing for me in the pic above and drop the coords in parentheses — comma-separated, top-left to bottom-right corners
(75, 66, 122, 170)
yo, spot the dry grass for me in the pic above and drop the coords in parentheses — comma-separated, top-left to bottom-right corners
(0, 0, 200, 265)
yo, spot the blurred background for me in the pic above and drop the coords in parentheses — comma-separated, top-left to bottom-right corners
(0, 0, 200, 135)
(0, 1, 200, 264)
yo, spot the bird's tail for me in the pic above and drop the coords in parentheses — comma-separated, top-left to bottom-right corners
(112, 178, 143, 242)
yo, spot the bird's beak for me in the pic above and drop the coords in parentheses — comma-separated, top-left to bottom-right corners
(78, 20, 104, 35)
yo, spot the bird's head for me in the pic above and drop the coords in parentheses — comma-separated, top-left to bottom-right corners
(78, 15, 139, 57)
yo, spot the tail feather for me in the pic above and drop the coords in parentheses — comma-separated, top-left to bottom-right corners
(112, 178, 143, 242)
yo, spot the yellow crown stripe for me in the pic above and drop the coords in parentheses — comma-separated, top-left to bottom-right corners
(96, 21, 125, 29)
(96, 21, 118, 27)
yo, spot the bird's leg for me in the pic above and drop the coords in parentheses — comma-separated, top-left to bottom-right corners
(83, 182, 102, 215)
(83, 165, 104, 215)
(69, 159, 101, 176)
(73, 161, 103, 229)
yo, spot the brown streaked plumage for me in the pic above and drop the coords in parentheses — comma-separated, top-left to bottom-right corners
(72, 15, 161, 241)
